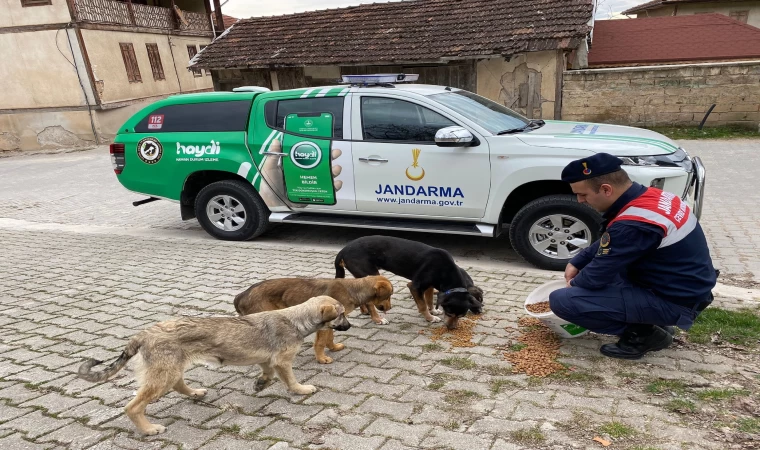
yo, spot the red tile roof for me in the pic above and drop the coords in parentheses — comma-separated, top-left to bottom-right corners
(588, 14, 760, 67)
(622, 0, 740, 15)
(222, 14, 238, 29)
(192, 0, 594, 69)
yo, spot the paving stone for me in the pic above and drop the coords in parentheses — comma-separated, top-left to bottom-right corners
(198, 436, 273, 450)
(0, 384, 45, 405)
(511, 401, 573, 422)
(8, 367, 67, 385)
(344, 365, 400, 383)
(155, 400, 223, 425)
(0, 410, 72, 439)
(551, 392, 615, 414)
(468, 416, 537, 435)
(357, 396, 414, 420)
(0, 402, 33, 424)
(363, 417, 432, 447)
(58, 399, 123, 426)
(262, 399, 323, 424)
(213, 391, 274, 415)
(19, 392, 89, 415)
(377, 439, 419, 450)
(258, 419, 311, 446)
(38, 422, 114, 449)
(204, 410, 274, 433)
(0, 432, 56, 449)
(420, 428, 493, 450)
(306, 409, 374, 434)
(146, 419, 220, 450)
(316, 429, 386, 450)
(303, 390, 366, 410)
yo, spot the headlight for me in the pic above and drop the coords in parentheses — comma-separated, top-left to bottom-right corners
(620, 156, 658, 166)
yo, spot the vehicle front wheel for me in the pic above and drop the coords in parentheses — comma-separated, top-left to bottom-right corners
(194, 179, 269, 241)
(508, 195, 602, 271)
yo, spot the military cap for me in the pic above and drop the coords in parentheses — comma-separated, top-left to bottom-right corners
(561, 152, 623, 183)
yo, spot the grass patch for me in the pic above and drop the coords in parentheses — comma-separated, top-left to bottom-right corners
(444, 420, 460, 430)
(696, 388, 748, 401)
(427, 380, 445, 390)
(510, 343, 527, 351)
(489, 378, 517, 394)
(509, 426, 546, 445)
(422, 343, 443, 352)
(440, 357, 476, 370)
(443, 389, 481, 404)
(396, 354, 416, 361)
(598, 421, 637, 439)
(550, 369, 603, 383)
(527, 377, 544, 387)
(738, 418, 760, 434)
(629, 447, 661, 450)
(664, 399, 697, 414)
(483, 365, 512, 376)
(645, 125, 760, 140)
(616, 371, 639, 379)
(646, 379, 687, 395)
(687, 307, 760, 346)
(221, 424, 241, 434)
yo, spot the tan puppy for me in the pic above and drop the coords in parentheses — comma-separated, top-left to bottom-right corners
(234, 275, 393, 364)
(77, 296, 350, 436)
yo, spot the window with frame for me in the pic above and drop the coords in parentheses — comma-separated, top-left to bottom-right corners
(119, 43, 142, 83)
(187, 45, 202, 77)
(729, 10, 749, 23)
(145, 44, 165, 81)
(21, 0, 51, 6)
(264, 97, 344, 138)
(360, 97, 456, 142)
(199, 45, 210, 76)
(134, 101, 253, 133)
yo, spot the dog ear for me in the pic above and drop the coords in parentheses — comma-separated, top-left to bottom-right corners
(467, 286, 484, 304)
(319, 303, 339, 322)
(374, 280, 393, 299)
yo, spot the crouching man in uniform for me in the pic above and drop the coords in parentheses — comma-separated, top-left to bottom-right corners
(549, 152, 717, 360)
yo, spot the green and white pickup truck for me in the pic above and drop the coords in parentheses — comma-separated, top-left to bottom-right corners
(110, 74, 705, 271)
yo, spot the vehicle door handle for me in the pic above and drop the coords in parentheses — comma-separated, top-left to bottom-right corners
(359, 157, 388, 163)
(263, 152, 288, 157)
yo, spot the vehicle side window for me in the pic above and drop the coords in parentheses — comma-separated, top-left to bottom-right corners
(264, 97, 344, 138)
(361, 97, 456, 142)
(134, 100, 252, 133)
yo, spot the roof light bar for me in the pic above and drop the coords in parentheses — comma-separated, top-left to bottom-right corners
(340, 73, 420, 84)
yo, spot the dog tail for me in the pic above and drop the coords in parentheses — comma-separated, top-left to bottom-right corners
(334, 251, 346, 279)
(78, 338, 140, 383)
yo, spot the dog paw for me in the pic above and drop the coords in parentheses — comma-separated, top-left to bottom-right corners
(329, 343, 345, 352)
(374, 318, 389, 325)
(427, 316, 442, 323)
(190, 388, 207, 398)
(142, 424, 166, 435)
(432, 308, 443, 315)
(292, 384, 317, 395)
(317, 355, 333, 364)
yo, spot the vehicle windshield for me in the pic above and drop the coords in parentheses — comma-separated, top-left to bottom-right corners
(427, 90, 530, 134)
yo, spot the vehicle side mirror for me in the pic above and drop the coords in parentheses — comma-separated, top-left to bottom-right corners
(435, 126, 474, 147)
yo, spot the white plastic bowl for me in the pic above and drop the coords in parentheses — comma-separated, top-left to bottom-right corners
(524, 279, 589, 338)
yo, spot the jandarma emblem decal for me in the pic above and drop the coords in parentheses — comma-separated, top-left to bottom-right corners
(406, 148, 425, 181)
(137, 137, 163, 164)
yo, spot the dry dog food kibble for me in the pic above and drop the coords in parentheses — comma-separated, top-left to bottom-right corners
(429, 314, 482, 348)
(504, 316, 565, 377)
(525, 301, 552, 314)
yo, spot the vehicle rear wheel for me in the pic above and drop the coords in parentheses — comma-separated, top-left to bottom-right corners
(508, 195, 602, 271)
(195, 179, 269, 241)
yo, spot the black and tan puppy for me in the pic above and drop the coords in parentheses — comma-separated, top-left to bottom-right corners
(78, 296, 349, 436)
(334, 235, 484, 329)
(234, 275, 393, 364)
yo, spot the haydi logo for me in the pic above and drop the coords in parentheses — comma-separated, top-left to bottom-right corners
(176, 141, 221, 158)
(290, 141, 321, 169)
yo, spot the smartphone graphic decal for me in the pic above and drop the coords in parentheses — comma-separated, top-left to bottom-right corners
(282, 112, 336, 205)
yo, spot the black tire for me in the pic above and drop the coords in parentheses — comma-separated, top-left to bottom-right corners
(508, 195, 602, 271)
(194, 179, 270, 241)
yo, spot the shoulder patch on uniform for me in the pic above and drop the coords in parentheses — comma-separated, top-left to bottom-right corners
(600, 232, 611, 248)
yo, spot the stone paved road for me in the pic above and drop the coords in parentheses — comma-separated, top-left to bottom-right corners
(0, 141, 759, 450)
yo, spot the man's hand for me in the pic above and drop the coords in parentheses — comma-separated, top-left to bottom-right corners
(564, 263, 579, 288)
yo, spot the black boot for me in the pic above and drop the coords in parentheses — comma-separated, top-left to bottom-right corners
(600, 325, 673, 360)
(657, 325, 676, 336)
